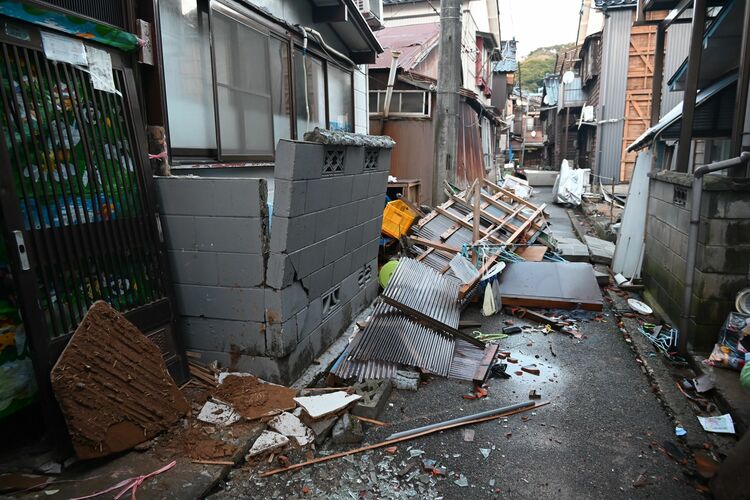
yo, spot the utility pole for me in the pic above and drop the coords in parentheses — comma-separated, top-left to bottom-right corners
(432, 0, 462, 204)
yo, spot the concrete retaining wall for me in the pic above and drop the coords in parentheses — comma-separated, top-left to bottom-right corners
(155, 138, 391, 383)
(643, 171, 750, 350)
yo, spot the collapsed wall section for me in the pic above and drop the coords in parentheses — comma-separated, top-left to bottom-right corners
(155, 135, 393, 383)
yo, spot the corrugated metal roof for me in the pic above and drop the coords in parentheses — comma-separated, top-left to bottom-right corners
(542, 74, 559, 106)
(492, 40, 518, 73)
(370, 22, 440, 71)
(594, 0, 637, 8)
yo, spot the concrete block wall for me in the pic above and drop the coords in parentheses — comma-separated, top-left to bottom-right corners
(643, 172, 750, 350)
(156, 136, 392, 383)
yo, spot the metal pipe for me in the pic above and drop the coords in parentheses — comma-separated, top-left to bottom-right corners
(383, 50, 401, 119)
(387, 401, 535, 440)
(679, 151, 750, 354)
(297, 26, 355, 67)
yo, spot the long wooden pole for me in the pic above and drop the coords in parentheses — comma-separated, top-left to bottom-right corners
(259, 402, 549, 477)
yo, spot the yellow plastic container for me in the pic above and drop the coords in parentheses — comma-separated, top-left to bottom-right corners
(381, 199, 417, 239)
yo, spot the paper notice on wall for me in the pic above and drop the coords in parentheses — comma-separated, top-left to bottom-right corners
(87, 47, 119, 95)
(41, 31, 87, 66)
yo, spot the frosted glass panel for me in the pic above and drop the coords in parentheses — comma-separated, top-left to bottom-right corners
(213, 11, 273, 155)
(159, 0, 216, 149)
(327, 65, 353, 132)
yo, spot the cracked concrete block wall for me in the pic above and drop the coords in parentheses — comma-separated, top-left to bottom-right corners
(156, 176, 270, 358)
(644, 173, 750, 351)
(155, 137, 391, 384)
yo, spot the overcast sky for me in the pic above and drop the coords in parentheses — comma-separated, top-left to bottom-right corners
(498, 0, 583, 58)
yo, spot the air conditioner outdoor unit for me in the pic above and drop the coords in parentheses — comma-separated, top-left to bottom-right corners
(356, 0, 384, 29)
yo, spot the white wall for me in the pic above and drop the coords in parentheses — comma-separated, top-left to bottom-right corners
(354, 65, 369, 134)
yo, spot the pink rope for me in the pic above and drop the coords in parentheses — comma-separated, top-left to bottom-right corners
(70, 461, 177, 500)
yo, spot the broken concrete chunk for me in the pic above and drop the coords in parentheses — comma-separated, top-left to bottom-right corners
(584, 235, 615, 265)
(247, 430, 289, 457)
(331, 413, 364, 444)
(294, 391, 362, 419)
(352, 379, 393, 419)
(392, 370, 420, 391)
(268, 412, 315, 447)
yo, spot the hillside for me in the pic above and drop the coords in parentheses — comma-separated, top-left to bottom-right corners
(518, 43, 576, 93)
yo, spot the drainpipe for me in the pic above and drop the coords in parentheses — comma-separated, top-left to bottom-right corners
(297, 26, 355, 68)
(382, 50, 401, 119)
(679, 151, 750, 354)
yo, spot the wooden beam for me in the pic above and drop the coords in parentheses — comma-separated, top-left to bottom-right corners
(259, 402, 549, 477)
(408, 236, 461, 254)
(472, 182, 481, 263)
(434, 207, 505, 245)
(650, 23, 665, 127)
(675, 0, 707, 173)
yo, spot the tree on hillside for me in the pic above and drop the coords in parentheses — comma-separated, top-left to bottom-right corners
(518, 43, 576, 93)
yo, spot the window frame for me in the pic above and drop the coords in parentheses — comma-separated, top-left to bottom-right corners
(160, 0, 354, 166)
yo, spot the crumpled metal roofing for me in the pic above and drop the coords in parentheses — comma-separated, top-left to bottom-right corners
(371, 22, 440, 71)
(492, 40, 517, 73)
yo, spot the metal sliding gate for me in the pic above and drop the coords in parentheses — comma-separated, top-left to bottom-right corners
(0, 20, 187, 430)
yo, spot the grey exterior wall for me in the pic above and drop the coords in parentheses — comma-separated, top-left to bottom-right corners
(643, 171, 750, 351)
(661, 23, 691, 118)
(155, 139, 391, 383)
(595, 9, 632, 183)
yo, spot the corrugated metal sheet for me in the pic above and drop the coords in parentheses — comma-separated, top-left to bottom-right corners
(661, 23, 690, 119)
(595, 9, 632, 183)
(492, 40, 518, 73)
(371, 23, 440, 71)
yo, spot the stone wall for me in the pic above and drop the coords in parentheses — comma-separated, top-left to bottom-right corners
(155, 136, 392, 383)
(643, 171, 750, 350)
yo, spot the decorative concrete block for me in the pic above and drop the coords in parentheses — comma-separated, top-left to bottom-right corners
(352, 379, 392, 419)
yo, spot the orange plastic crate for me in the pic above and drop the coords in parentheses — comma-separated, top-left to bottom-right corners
(381, 199, 417, 239)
